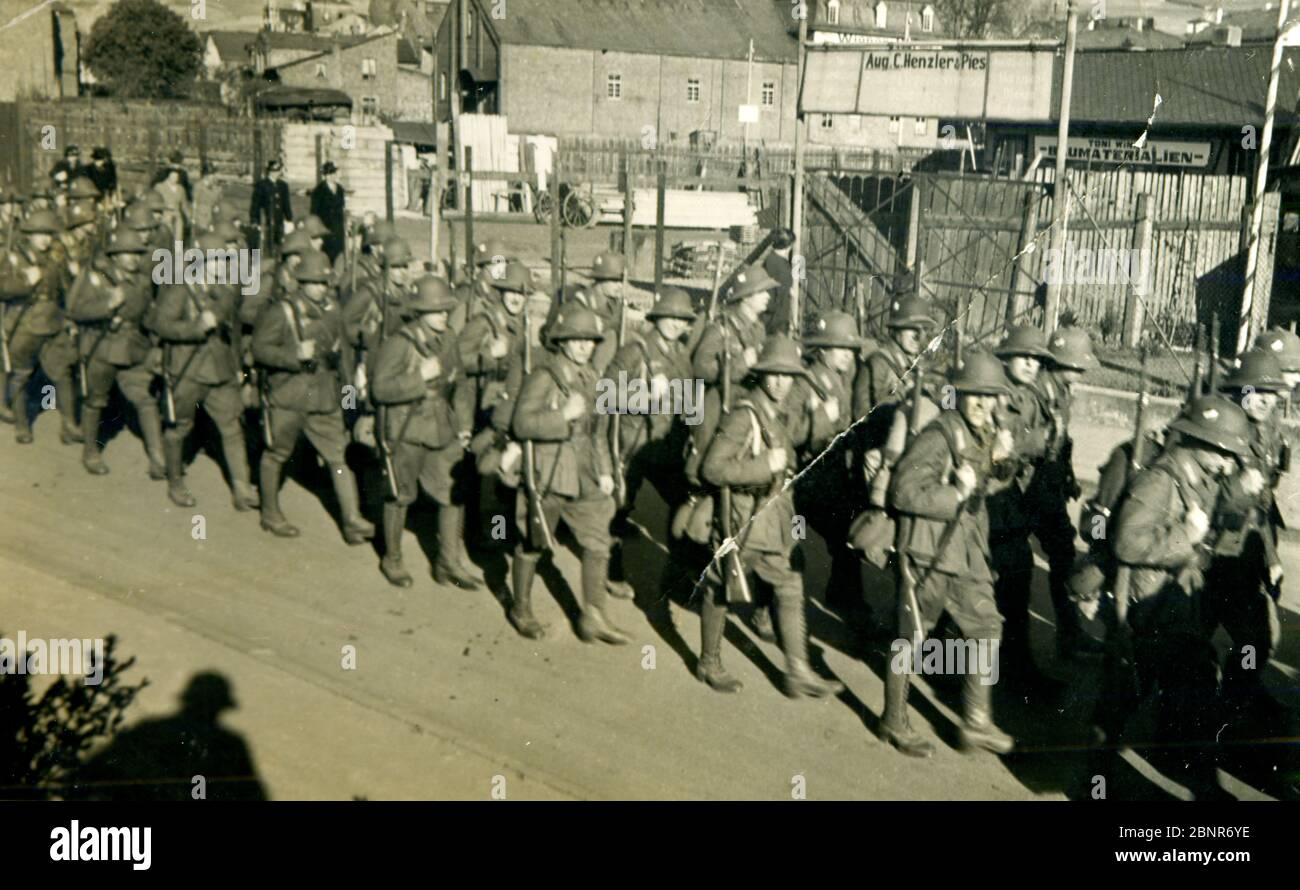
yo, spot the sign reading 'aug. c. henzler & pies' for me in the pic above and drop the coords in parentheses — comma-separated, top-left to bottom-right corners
(862, 51, 989, 72)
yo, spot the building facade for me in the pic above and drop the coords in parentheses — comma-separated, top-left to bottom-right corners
(267, 28, 430, 122)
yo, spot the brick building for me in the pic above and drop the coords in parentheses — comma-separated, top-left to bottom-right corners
(0, 0, 79, 101)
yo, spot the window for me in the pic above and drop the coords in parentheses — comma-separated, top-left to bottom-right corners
(875, 2, 887, 29)
(827, 0, 840, 25)
(607, 73, 622, 99)
(888, 116, 900, 133)
(315, 63, 327, 79)
(361, 57, 376, 80)
(913, 117, 927, 135)
(361, 96, 378, 122)
(922, 6, 934, 32)
(686, 78, 700, 103)
(820, 114, 834, 130)
(761, 81, 775, 107)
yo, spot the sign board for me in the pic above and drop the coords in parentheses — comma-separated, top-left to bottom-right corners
(1032, 135, 1211, 168)
(738, 104, 759, 124)
(801, 45, 1055, 122)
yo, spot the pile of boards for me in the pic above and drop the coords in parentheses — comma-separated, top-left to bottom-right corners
(668, 240, 740, 280)
(597, 189, 758, 230)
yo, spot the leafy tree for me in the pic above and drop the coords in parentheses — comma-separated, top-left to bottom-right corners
(84, 0, 203, 99)
(935, 0, 1063, 39)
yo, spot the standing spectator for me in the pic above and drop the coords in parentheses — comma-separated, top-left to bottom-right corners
(49, 145, 82, 191)
(192, 161, 222, 232)
(86, 147, 119, 206)
(250, 159, 293, 254)
(153, 149, 193, 203)
(153, 168, 190, 243)
(310, 161, 346, 264)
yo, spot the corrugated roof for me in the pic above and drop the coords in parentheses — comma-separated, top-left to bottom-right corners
(483, 0, 798, 62)
(1057, 45, 1300, 128)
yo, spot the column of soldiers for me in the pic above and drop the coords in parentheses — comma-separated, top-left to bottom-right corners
(3, 175, 1296, 798)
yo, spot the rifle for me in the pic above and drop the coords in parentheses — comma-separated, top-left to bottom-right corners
(718, 320, 753, 605)
(893, 358, 929, 651)
(1209, 311, 1221, 393)
(706, 241, 726, 323)
(161, 343, 178, 425)
(258, 270, 283, 450)
(1, 210, 17, 373)
(1113, 347, 1150, 627)
(374, 257, 401, 500)
(1190, 324, 1206, 400)
(521, 304, 556, 551)
(611, 272, 628, 506)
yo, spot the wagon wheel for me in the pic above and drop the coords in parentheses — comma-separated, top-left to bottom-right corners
(532, 186, 554, 225)
(562, 187, 596, 229)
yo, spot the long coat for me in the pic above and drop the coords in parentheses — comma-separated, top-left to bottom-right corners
(309, 180, 347, 263)
(249, 177, 293, 251)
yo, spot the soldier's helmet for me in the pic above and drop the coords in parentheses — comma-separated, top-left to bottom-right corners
(0, 188, 25, 206)
(771, 228, 796, 250)
(106, 229, 148, 255)
(407, 275, 458, 313)
(194, 231, 230, 252)
(994, 324, 1055, 361)
(302, 214, 330, 238)
(67, 177, 101, 200)
(1220, 348, 1289, 393)
(294, 250, 334, 283)
(949, 350, 1013, 396)
(804, 311, 866, 349)
(473, 237, 512, 267)
(750, 335, 812, 378)
(1047, 326, 1099, 372)
(63, 202, 98, 229)
(123, 203, 155, 231)
(646, 287, 697, 321)
(281, 228, 315, 257)
(1169, 396, 1252, 456)
(590, 251, 625, 281)
(381, 237, 414, 266)
(1253, 327, 1300, 373)
(549, 304, 607, 342)
(488, 258, 533, 294)
(143, 189, 167, 212)
(212, 219, 245, 246)
(724, 265, 779, 303)
(885, 295, 935, 330)
(20, 209, 63, 234)
(366, 220, 398, 247)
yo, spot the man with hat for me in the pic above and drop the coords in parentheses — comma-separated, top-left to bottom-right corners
(251, 249, 374, 545)
(761, 228, 797, 336)
(371, 274, 480, 589)
(244, 227, 313, 324)
(585, 249, 654, 326)
(299, 215, 331, 252)
(343, 235, 415, 394)
(0, 209, 72, 443)
(310, 161, 347, 264)
(987, 323, 1062, 691)
(141, 189, 177, 255)
(1207, 350, 1291, 729)
(451, 237, 515, 334)
(1092, 395, 1254, 797)
(250, 159, 293, 254)
(86, 148, 119, 206)
(882, 350, 1019, 757)
(49, 145, 82, 190)
(67, 228, 163, 477)
(508, 303, 633, 643)
(695, 334, 845, 697)
(150, 231, 258, 511)
(599, 286, 698, 588)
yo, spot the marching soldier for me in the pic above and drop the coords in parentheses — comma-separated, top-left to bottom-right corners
(882, 351, 1019, 757)
(854, 295, 936, 470)
(370, 274, 481, 589)
(333, 219, 394, 305)
(252, 250, 375, 545)
(695, 335, 846, 698)
(587, 250, 655, 320)
(1208, 351, 1289, 726)
(1094, 395, 1253, 797)
(508, 304, 634, 643)
(150, 231, 258, 511)
(455, 237, 516, 332)
(343, 236, 415, 413)
(988, 324, 1060, 689)
(1254, 327, 1300, 391)
(0, 209, 72, 443)
(245, 228, 313, 324)
(458, 258, 530, 440)
(66, 228, 164, 478)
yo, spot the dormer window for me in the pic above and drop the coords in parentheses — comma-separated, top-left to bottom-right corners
(922, 6, 934, 32)
(876, 2, 887, 30)
(827, 0, 840, 26)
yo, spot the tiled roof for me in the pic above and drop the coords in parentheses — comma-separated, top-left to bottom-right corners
(1076, 27, 1186, 50)
(204, 29, 260, 62)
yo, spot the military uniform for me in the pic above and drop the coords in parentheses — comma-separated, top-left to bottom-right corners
(252, 250, 374, 546)
(150, 233, 257, 510)
(67, 228, 164, 477)
(370, 275, 480, 590)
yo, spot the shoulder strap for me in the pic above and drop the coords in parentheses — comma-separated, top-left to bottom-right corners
(734, 399, 769, 458)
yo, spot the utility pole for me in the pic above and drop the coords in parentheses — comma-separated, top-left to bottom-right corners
(790, 10, 807, 338)
(1043, 2, 1078, 333)
(1238, 0, 1291, 353)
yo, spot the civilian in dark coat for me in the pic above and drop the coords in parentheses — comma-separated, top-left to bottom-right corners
(763, 229, 796, 336)
(249, 159, 293, 253)
(86, 147, 119, 203)
(309, 161, 347, 263)
(49, 145, 83, 190)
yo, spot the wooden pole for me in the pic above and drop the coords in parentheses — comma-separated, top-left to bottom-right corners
(550, 153, 562, 295)
(621, 149, 634, 270)
(464, 145, 475, 264)
(384, 140, 394, 223)
(654, 157, 666, 293)
(314, 133, 323, 186)
(1122, 193, 1154, 347)
(1008, 189, 1040, 323)
(789, 11, 808, 338)
(1238, 0, 1290, 353)
(430, 69, 440, 270)
(1043, 3, 1078, 332)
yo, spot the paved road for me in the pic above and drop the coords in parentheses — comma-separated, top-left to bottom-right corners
(1, 410, 1296, 799)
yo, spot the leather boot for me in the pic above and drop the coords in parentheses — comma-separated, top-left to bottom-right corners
(509, 551, 546, 639)
(880, 660, 933, 757)
(13, 388, 32, 444)
(56, 375, 81, 444)
(450, 504, 484, 579)
(696, 591, 742, 692)
(960, 668, 1015, 755)
(776, 598, 844, 699)
(577, 553, 630, 645)
(138, 403, 166, 480)
(258, 453, 300, 538)
(751, 604, 777, 643)
(81, 406, 109, 475)
(164, 435, 195, 507)
(332, 465, 375, 545)
(380, 502, 413, 587)
(434, 504, 482, 589)
(222, 431, 258, 511)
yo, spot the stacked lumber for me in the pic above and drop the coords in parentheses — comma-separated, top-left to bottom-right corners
(669, 240, 739, 280)
(598, 189, 758, 230)
(458, 114, 511, 214)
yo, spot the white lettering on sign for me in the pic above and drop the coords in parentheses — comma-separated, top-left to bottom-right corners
(1033, 135, 1210, 169)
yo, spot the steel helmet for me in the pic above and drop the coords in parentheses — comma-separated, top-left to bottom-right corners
(281, 228, 315, 257)
(1219, 348, 1289, 393)
(548, 304, 607, 342)
(804, 311, 866, 349)
(294, 250, 334, 283)
(885, 295, 936, 330)
(20, 209, 63, 234)
(724, 265, 778, 303)
(106, 228, 148, 254)
(590, 251, 625, 281)
(407, 275, 458, 313)
(301, 214, 330, 238)
(488, 258, 533, 294)
(950, 350, 1013, 396)
(994, 324, 1054, 361)
(67, 177, 101, 199)
(1253, 328, 1300, 373)
(1047, 326, 1099, 372)
(1169, 396, 1251, 456)
(646, 287, 697, 321)
(473, 237, 512, 267)
(750, 335, 811, 378)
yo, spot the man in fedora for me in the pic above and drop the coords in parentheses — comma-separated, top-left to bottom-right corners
(310, 161, 347, 264)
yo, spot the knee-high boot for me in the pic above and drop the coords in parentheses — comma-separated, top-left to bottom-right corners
(577, 552, 629, 645)
(880, 652, 933, 757)
(0, 372, 12, 425)
(81, 406, 108, 474)
(380, 502, 413, 587)
(959, 661, 1015, 754)
(331, 465, 374, 545)
(56, 373, 82, 444)
(137, 402, 166, 480)
(12, 386, 32, 443)
(775, 597, 844, 699)
(434, 504, 481, 589)
(259, 453, 300, 537)
(221, 430, 258, 511)
(696, 589, 742, 692)
(509, 551, 546, 639)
